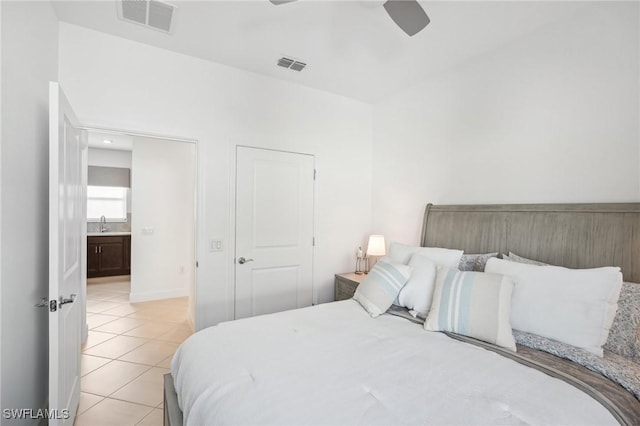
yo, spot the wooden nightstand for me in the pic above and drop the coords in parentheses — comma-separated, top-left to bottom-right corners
(334, 272, 366, 301)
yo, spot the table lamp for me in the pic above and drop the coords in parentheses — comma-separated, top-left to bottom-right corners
(365, 235, 386, 273)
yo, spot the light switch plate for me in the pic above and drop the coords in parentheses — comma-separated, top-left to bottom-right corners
(209, 239, 223, 252)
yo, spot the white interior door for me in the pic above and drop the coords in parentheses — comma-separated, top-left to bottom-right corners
(49, 82, 86, 425)
(235, 147, 314, 319)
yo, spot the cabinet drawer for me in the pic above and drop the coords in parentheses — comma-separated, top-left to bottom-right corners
(334, 275, 360, 301)
(88, 236, 124, 244)
(336, 289, 355, 301)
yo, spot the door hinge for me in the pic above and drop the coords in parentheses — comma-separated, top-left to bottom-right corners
(313, 169, 317, 180)
(312, 237, 315, 246)
(49, 299, 57, 312)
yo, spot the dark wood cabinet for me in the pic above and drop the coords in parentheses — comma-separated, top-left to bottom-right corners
(87, 235, 131, 278)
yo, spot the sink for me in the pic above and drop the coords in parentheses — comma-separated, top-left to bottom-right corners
(87, 231, 131, 237)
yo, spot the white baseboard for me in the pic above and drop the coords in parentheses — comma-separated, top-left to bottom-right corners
(129, 288, 189, 303)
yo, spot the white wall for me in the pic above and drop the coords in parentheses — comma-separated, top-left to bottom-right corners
(130, 136, 195, 310)
(1, 1, 59, 421)
(88, 147, 132, 168)
(58, 23, 373, 328)
(372, 2, 640, 245)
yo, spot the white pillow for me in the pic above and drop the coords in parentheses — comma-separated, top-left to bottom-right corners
(425, 266, 516, 351)
(395, 255, 438, 318)
(485, 258, 623, 356)
(353, 260, 412, 318)
(388, 242, 463, 268)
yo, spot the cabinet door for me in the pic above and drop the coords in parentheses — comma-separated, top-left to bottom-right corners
(98, 240, 125, 274)
(87, 243, 100, 278)
(123, 236, 131, 274)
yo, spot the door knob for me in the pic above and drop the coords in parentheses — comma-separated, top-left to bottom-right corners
(237, 257, 254, 264)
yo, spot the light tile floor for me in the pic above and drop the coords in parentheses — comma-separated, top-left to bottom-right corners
(75, 278, 192, 426)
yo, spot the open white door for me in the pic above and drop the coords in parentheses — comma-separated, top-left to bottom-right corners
(235, 146, 314, 319)
(49, 82, 86, 425)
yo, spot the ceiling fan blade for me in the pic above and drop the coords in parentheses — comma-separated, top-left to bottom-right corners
(269, 0, 297, 4)
(383, 0, 430, 37)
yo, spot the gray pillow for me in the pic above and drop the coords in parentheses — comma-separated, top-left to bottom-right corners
(458, 252, 499, 272)
(502, 252, 547, 266)
(604, 282, 640, 362)
(504, 252, 640, 363)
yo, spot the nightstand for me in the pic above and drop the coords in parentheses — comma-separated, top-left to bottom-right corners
(334, 272, 366, 301)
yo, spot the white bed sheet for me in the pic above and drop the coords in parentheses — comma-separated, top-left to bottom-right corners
(172, 300, 617, 425)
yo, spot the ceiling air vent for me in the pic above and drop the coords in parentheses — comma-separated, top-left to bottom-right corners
(277, 56, 307, 72)
(289, 61, 306, 72)
(119, 0, 176, 34)
(277, 57, 295, 68)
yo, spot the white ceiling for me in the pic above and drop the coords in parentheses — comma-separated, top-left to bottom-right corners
(51, 1, 590, 103)
(88, 130, 133, 151)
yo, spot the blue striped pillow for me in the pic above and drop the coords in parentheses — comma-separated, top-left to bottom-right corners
(354, 261, 412, 317)
(425, 266, 516, 351)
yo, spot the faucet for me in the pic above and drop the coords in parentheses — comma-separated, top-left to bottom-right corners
(100, 215, 108, 233)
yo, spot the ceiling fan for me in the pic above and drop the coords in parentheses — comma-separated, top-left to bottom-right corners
(269, 0, 430, 37)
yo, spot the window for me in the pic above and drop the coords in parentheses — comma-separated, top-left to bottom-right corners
(87, 186, 128, 221)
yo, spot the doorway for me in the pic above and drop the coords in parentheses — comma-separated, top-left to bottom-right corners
(83, 129, 197, 325)
(76, 129, 198, 422)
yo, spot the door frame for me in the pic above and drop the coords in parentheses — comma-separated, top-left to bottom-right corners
(229, 145, 318, 320)
(80, 126, 199, 332)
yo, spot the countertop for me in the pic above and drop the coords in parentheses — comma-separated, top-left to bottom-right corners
(87, 232, 131, 237)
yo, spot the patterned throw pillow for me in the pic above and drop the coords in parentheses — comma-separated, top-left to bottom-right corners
(604, 282, 640, 363)
(354, 261, 412, 317)
(424, 266, 516, 351)
(458, 252, 499, 272)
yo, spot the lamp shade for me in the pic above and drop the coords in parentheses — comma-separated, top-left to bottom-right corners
(366, 235, 386, 256)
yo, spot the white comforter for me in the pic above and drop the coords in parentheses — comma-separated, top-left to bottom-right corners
(172, 300, 617, 425)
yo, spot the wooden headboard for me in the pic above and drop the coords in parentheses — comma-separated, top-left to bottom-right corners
(421, 203, 640, 283)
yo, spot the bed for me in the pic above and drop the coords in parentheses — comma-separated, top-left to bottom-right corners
(165, 202, 640, 425)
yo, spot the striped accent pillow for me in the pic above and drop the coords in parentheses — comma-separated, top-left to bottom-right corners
(425, 266, 516, 351)
(354, 261, 412, 317)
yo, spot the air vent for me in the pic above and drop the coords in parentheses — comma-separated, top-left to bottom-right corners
(119, 0, 176, 33)
(289, 61, 306, 71)
(277, 57, 295, 68)
(277, 56, 307, 72)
